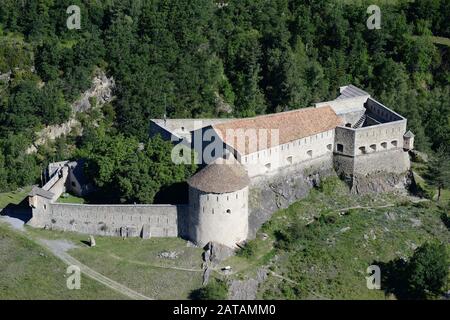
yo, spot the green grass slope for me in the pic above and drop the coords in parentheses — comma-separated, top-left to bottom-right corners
(224, 178, 450, 300)
(0, 224, 126, 300)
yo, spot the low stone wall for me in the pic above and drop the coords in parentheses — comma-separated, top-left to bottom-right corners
(39, 203, 187, 238)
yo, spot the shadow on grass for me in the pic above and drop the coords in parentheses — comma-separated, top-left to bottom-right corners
(80, 240, 91, 247)
(0, 198, 32, 224)
(373, 259, 428, 300)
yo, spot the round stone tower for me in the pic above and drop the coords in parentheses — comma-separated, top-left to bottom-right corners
(187, 157, 250, 248)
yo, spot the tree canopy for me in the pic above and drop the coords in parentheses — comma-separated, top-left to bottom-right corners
(0, 0, 449, 197)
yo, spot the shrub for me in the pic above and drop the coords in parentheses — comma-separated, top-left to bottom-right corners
(413, 201, 432, 209)
(318, 213, 338, 224)
(406, 242, 449, 299)
(236, 240, 258, 258)
(415, 183, 436, 200)
(317, 177, 341, 195)
(189, 279, 228, 300)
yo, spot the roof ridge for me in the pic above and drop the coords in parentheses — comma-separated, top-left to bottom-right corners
(213, 105, 334, 128)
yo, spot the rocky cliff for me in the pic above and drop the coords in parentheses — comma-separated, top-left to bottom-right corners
(26, 70, 115, 154)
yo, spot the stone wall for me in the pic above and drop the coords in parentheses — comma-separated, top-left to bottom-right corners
(188, 186, 249, 248)
(39, 202, 186, 238)
(241, 129, 335, 178)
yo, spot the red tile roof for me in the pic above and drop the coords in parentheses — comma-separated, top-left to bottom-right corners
(213, 106, 342, 155)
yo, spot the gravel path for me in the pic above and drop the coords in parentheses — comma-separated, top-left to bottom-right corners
(36, 238, 153, 300)
(0, 217, 152, 300)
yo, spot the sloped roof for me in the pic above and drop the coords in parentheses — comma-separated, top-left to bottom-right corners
(188, 157, 250, 193)
(337, 85, 370, 100)
(404, 130, 415, 138)
(68, 159, 88, 186)
(29, 186, 54, 200)
(213, 106, 343, 155)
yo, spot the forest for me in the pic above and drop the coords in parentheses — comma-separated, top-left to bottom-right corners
(0, 0, 449, 202)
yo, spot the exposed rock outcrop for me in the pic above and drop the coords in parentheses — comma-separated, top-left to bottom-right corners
(26, 70, 115, 154)
(248, 164, 336, 238)
(350, 170, 415, 195)
(228, 267, 268, 300)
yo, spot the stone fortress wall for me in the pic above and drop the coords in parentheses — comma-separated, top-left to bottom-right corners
(333, 97, 410, 177)
(45, 203, 183, 238)
(238, 129, 335, 178)
(27, 85, 414, 248)
(28, 167, 185, 239)
(188, 186, 249, 248)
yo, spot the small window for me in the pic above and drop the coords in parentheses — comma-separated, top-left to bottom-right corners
(327, 144, 332, 151)
(181, 126, 185, 131)
(345, 123, 352, 128)
(391, 140, 398, 147)
(71, 181, 76, 187)
(370, 144, 377, 151)
(226, 209, 231, 214)
(337, 144, 344, 152)
(381, 142, 387, 149)
(307, 150, 313, 157)
(265, 163, 271, 170)
(287, 156, 293, 164)
(359, 146, 367, 154)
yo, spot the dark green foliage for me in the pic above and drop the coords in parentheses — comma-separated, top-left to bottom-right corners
(427, 148, 450, 201)
(189, 279, 228, 300)
(236, 240, 259, 258)
(380, 242, 449, 299)
(407, 243, 449, 298)
(82, 132, 197, 204)
(0, 1, 449, 195)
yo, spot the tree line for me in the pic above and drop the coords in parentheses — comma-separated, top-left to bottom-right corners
(0, 0, 449, 199)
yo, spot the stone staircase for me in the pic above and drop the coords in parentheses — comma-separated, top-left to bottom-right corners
(353, 114, 366, 128)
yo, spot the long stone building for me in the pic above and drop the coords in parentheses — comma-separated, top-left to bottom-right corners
(28, 85, 414, 248)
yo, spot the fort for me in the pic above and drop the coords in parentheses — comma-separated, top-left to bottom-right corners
(27, 85, 414, 249)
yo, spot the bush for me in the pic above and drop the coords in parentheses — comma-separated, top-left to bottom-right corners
(317, 177, 342, 195)
(189, 279, 228, 300)
(236, 240, 258, 258)
(415, 183, 436, 200)
(318, 212, 338, 224)
(413, 201, 432, 209)
(406, 242, 449, 299)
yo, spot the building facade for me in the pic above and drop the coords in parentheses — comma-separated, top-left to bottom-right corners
(28, 85, 414, 248)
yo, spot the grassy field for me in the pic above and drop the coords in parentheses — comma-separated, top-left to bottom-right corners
(0, 186, 32, 208)
(57, 193, 86, 204)
(0, 223, 126, 300)
(27, 228, 205, 300)
(223, 177, 450, 300)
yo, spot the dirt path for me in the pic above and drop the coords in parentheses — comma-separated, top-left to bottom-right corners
(36, 239, 153, 300)
(336, 197, 429, 213)
(0, 217, 152, 300)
